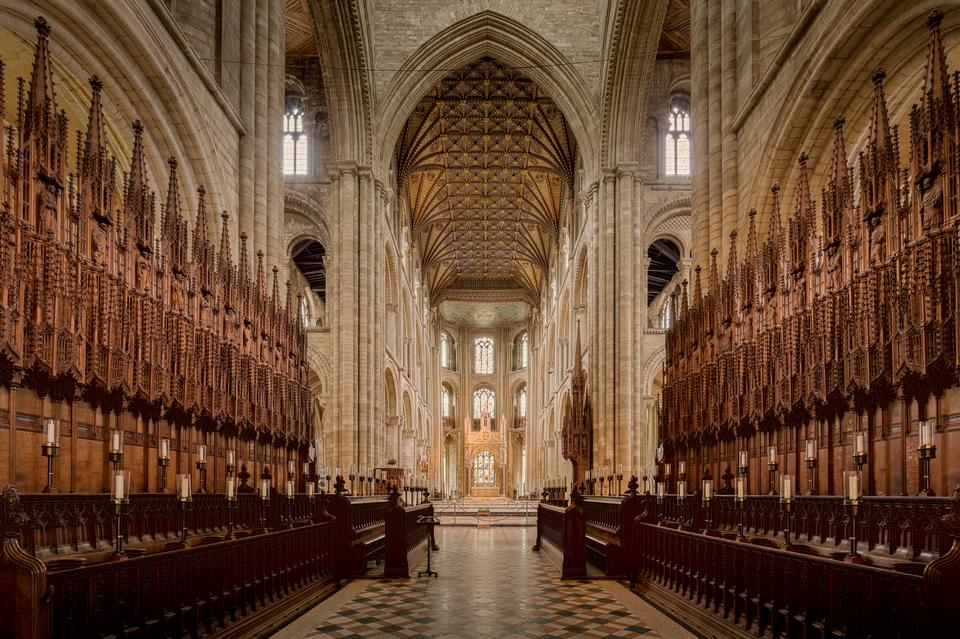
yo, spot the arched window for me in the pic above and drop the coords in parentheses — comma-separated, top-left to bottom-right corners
(441, 385, 452, 418)
(664, 100, 690, 177)
(473, 451, 495, 487)
(517, 386, 527, 418)
(299, 296, 309, 327)
(474, 336, 494, 374)
(473, 388, 495, 419)
(440, 332, 456, 370)
(283, 107, 308, 175)
(660, 296, 674, 329)
(512, 331, 529, 370)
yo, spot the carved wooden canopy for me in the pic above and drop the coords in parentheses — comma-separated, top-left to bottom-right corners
(396, 57, 577, 304)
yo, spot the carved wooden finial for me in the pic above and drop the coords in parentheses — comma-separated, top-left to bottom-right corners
(34, 16, 51, 37)
(927, 8, 944, 31)
(1, 484, 27, 539)
(872, 67, 886, 86)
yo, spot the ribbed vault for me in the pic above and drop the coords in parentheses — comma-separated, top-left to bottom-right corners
(395, 57, 577, 304)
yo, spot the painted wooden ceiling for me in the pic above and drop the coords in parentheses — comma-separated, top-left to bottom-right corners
(395, 57, 577, 305)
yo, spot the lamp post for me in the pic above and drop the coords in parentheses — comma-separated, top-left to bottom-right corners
(767, 445, 778, 495)
(735, 475, 747, 542)
(701, 476, 713, 535)
(780, 474, 795, 549)
(41, 419, 60, 494)
(177, 473, 192, 545)
(196, 444, 208, 494)
(225, 476, 237, 539)
(844, 471, 862, 563)
(805, 438, 818, 495)
(110, 469, 130, 558)
(918, 420, 937, 496)
(259, 476, 271, 531)
(108, 429, 124, 473)
(158, 437, 171, 493)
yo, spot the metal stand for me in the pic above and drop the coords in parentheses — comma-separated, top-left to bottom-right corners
(41, 443, 59, 493)
(159, 457, 170, 493)
(416, 515, 440, 578)
(114, 501, 125, 557)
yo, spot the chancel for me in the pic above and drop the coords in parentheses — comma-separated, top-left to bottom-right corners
(0, 1, 958, 638)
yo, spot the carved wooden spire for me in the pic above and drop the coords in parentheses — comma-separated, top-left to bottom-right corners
(125, 121, 154, 255)
(79, 76, 115, 229)
(22, 17, 65, 189)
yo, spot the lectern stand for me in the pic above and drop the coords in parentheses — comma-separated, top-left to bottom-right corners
(416, 515, 440, 577)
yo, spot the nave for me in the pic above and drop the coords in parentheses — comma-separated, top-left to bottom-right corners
(272, 527, 693, 639)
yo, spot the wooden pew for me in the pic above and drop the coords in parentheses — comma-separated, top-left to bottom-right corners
(628, 490, 960, 638)
(323, 492, 392, 577)
(383, 493, 437, 577)
(581, 492, 647, 576)
(1, 483, 341, 639)
(532, 493, 585, 578)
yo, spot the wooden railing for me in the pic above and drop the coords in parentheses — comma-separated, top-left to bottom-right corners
(653, 493, 951, 565)
(533, 499, 585, 578)
(384, 498, 436, 577)
(633, 521, 926, 638)
(16, 492, 319, 561)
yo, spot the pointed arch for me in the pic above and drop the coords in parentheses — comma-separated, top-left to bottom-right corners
(374, 10, 599, 177)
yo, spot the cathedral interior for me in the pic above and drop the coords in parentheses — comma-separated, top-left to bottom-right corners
(1, 1, 959, 638)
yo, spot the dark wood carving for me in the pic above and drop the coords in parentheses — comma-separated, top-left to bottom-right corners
(0, 18, 312, 493)
(562, 323, 591, 483)
(660, 10, 960, 497)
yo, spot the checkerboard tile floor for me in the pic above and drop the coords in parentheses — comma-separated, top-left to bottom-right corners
(278, 526, 691, 639)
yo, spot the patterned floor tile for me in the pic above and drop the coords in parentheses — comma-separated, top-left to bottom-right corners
(277, 527, 685, 639)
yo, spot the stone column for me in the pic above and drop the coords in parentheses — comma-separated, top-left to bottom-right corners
(707, 0, 723, 260)
(691, 0, 711, 268)
(720, 0, 739, 264)
(238, 0, 255, 248)
(266, 0, 283, 268)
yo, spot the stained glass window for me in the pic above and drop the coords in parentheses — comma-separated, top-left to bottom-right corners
(474, 336, 494, 374)
(665, 101, 690, 177)
(283, 109, 308, 176)
(474, 451, 495, 487)
(473, 388, 495, 419)
(518, 386, 527, 418)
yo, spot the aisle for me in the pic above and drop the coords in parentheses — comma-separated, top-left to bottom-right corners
(273, 527, 695, 639)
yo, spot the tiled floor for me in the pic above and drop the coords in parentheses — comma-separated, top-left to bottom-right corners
(274, 527, 696, 639)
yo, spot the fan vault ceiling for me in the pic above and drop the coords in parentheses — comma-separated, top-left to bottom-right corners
(395, 57, 577, 306)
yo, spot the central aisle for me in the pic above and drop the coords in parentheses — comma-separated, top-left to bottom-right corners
(274, 527, 695, 639)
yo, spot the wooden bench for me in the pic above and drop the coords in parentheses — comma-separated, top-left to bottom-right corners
(323, 493, 391, 576)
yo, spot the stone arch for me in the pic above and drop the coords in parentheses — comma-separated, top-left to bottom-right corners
(373, 10, 599, 178)
(639, 345, 666, 397)
(309, 0, 373, 164)
(601, 1, 672, 166)
(573, 246, 589, 310)
(284, 192, 331, 251)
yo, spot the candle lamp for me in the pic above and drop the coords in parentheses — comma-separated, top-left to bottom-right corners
(108, 429, 124, 471)
(843, 471, 862, 562)
(110, 469, 131, 558)
(287, 459, 296, 480)
(41, 419, 60, 493)
(738, 450, 748, 475)
(678, 460, 686, 480)
(599, 470, 607, 496)
(642, 469, 649, 495)
(779, 474, 795, 548)
(358, 466, 366, 496)
(349, 465, 356, 494)
(224, 476, 237, 539)
(677, 480, 688, 527)
(767, 445, 778, 495)
(918, 419, 937, 496)
(655, 481, 666, 523)
(804, 438, 818, 495)
(735, 476, 748, 542)
(196, 444, 208, 494)
(176, 473, 193, 544)
(158, 437, 171, 493)
(606, 466, 614, 496)
(306, 480, 316, 520)
(259, 477, 271, 530)
(616, 464, 623, 495)
(852, 432, 868, 475)
(701, 477, 713, 534)
(226, 448, 236, 475)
